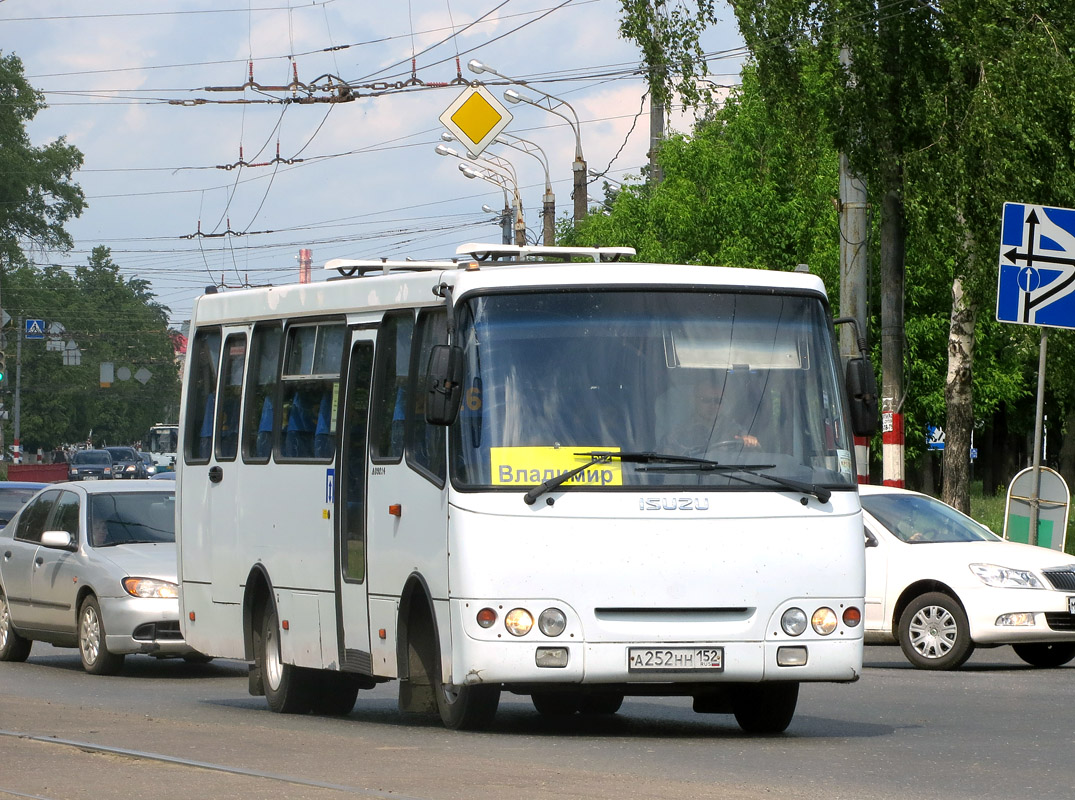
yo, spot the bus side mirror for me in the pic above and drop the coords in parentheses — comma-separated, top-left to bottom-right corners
(846, 356, 878, 437)
(426, 344, 464, 426)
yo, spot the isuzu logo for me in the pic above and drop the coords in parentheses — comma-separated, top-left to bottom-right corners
(639, 497, 710, 511)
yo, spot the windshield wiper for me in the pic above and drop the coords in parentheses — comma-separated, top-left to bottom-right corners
(523, 450, 772, 505)
(629, 453, 831, 504)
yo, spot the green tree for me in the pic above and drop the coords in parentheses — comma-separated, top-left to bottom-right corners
(3, 247, 179, 451)
(0, 52, 85, 268)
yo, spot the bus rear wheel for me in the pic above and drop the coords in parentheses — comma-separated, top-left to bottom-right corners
(308, 671, 361, 716)
(732, 682, 798, 734)
(259, 605, 312, 714)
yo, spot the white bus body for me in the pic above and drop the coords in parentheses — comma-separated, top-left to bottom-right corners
(143, 424, 178, 471)
(177, 246, 873, 733)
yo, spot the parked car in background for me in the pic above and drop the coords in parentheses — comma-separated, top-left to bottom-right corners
(67, 450, 113, 481)
(0, 482, 50, 527)
(0, 482, 203, 674)
(861, 485, 1075, 670)
(104, 447, 147, 479)
(139, 452, 157, 477)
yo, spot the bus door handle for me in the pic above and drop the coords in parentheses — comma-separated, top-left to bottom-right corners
(209, 466, 224, 484)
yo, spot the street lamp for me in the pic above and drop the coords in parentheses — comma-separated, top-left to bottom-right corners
(436, 143, 525, 245)
(457, 163, 526, 246)
(468, 59, 587, 226)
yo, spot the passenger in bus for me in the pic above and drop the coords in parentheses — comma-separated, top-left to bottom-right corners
(314, 390, 334, 459)
(256, 394, 273, 458)
(284, 388, 316, 458)
(198, 391, 215, 460)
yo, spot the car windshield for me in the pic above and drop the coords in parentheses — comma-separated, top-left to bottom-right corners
(106, 448, 135, 462)
(862, 492, 1000, 543)
(450, 290, 856, 491)
(73, 451, 109, 465)
(88, 492, 175, 546)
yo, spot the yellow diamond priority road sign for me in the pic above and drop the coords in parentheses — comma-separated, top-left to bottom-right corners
(439, 84, 513, 158)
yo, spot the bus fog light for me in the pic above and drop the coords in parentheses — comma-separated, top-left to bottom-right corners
(476, 607, 497, 628)
(777, 646, 808, 666)
(811, 607, 838, 635)
(505, 608, 534, 636)
(996, 612, 1035, 627)
(781, 608, 808, 636)
(538, 608, 567, 636)
(535, 647, 569, 668)
(842, 606, 862, 627)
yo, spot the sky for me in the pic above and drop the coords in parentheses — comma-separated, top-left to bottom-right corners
(2, 0, 747, 328)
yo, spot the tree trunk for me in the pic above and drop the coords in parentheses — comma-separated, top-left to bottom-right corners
(880, 189, 906, 486)
(942, 275, 976, 513)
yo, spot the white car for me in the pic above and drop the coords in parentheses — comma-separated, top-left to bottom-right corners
(861, 485, 1075, 670)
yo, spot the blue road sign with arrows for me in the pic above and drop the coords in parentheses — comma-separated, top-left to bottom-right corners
(998, 202, 1075, 329)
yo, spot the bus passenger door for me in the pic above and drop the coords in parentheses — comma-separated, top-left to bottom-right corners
(335, 330, 375, 673)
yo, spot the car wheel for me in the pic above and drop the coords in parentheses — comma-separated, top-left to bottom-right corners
(258, 605, 312, 713)
(732, 682, 799, 734)
(78, 597, 125, 675)
(1012, 642, 1075, 668)
(898, 591, 974, 670)
(531, 691, 580, 716)
(0, 592, 32, 662)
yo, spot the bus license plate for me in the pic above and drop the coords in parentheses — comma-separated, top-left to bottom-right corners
(628, 647, 723, 672)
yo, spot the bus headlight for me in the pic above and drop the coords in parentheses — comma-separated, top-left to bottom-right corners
(538, 608, 567, 637)
(781, 607, 808, 636)
(811, 607, 838, 635)
(504, 608, 534, 636)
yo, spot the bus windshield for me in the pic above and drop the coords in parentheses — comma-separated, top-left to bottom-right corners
(144, 426, 178, 455)
(450, 290, 856, 491)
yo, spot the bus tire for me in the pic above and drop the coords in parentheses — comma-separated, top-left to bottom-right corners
(531, 691, 580, 716)
(259, 605, 312, 714)
(578, 692, 624, 715)
(308, 671, 361, 716)
(732, 682, 798, 734)
(436, 679, 500, 730)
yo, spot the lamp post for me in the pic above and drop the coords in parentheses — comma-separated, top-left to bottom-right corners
(436, 143, 525, 245)
(459, 164, 526, 246)
(482, 203, 512, 245)
(467, 59, 587, 226)
(444, 131, 555, 245)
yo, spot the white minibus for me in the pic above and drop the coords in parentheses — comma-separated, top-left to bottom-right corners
(177, 243, 877, 733)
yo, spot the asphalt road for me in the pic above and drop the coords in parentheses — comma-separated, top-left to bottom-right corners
(1, 644, 1072, 800)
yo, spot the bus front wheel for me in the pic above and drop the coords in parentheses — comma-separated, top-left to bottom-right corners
(435, 678, 500, 730)
(731, 682, 798, 734)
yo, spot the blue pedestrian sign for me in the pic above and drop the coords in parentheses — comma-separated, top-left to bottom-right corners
(998, 202, 1075, 329)
(25, 319, 45, 339)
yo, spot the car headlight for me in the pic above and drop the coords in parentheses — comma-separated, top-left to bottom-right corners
(970, 563, 1045, 589)
(122, 577, 179, 598)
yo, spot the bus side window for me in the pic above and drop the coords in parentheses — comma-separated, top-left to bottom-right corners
(184, 328, 222, 464)
(215, 333, 247, 462)
(406, 308, 447, 484)
(370, 312, 414, 463)
(242, 323, 283, 463)
(277, 321, 345, 463)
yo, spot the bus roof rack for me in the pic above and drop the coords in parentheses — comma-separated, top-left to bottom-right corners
(455, 243, 636, 263)
(324, 257, 458, 277)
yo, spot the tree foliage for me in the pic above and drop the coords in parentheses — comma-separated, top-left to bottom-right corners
(2, 247, 179, 451)
(0, 52, 85, 268)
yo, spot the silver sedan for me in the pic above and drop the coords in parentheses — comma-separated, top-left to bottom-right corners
(0, 481, 201, 674)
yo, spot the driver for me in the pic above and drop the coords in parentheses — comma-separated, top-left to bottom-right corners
(657, 371, 760, 454)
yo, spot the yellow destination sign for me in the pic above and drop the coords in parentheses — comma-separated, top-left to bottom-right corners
(439, 84, 513, 158)
(491, 446, 623, 487)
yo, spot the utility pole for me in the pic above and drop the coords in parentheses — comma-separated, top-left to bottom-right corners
(840, 151, 869, 483)
(14, 315, 22, 464)
(648, 91, 665, 186)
